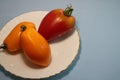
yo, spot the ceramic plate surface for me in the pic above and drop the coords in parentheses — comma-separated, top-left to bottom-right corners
(0, 11, 80, 79)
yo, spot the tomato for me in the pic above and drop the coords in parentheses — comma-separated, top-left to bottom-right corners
(38, 6, 75, 41)
(20, 26, 51, 67)
(0, 22, 36, 52)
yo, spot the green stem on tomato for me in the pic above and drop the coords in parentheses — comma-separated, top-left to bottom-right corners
(0, 44, 7, 49)
(21, 25, 27, 31)
(64, 6, 73, 17)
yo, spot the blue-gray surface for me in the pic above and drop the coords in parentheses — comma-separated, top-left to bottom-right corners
(0, 0, 120, 80)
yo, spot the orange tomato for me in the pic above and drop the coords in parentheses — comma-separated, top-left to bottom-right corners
(2, 22, 36, 52)
(20, 26, 51, 67)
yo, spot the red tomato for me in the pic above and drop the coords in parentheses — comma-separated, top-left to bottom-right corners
(38, 6, 76, 41)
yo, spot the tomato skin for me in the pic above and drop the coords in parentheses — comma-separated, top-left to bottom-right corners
(2, 22, 36, 52)
(38, 7, 75, 41)
(21, 26, 51, 67)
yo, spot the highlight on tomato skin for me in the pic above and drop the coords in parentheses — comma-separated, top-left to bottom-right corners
(38, 6, 76, 41)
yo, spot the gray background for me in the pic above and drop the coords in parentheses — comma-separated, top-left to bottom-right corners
(0, 0, 120, 80)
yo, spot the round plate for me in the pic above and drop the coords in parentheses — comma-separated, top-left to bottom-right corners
(0, 11, 80, 79)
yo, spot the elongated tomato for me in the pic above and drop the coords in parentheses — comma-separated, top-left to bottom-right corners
(0, 22, 36, 52)
(38, 6, 75, 41)
(20, 26, 51, 67)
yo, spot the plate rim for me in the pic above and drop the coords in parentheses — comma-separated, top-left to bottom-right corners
(0, 11, 80, 79)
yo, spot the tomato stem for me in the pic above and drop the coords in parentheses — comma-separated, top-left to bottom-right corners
(0, 44, 7, 49)
(21, 25, 27, 31)
(64, 6, 73, 17)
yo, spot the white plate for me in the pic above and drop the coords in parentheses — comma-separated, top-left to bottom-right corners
(0, 11, 80, 79)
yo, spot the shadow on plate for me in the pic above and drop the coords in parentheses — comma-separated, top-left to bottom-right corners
(41, 33, 82, 80)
